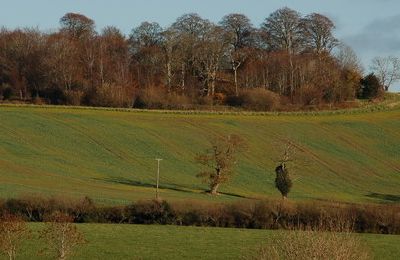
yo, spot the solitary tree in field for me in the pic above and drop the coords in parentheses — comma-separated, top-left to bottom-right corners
(274, 141, 294, 199)
(196, 134, 247, 195)
(40, 212, 86, 260)
(275, 164, 292, 199)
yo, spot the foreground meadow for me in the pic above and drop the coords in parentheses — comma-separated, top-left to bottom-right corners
(12, 224, 399, 259)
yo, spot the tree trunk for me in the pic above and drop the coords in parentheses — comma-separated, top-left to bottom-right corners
(181, 63, 185, 90)
(167, 61, 172, 92)
(210, 183, 220, 195)
(234, 67, 238, 96)
(211, 79, 215, 96)
(289, 53, 294, 100)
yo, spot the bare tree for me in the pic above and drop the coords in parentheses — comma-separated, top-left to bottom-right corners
(60, 13, 95, 39)
(129, 22, 164, 89)
(301, 13, 338, 54)
(0, 214, 30, 260)
(171, 13, 213, 91)
(335, 44, 360, 69)
(194, 25, 227, 96)
(0, 28, 48, 100)
(220, 13, 253, 50)
(99, 26, 131, 89)
(129, 22, 163, 52)
(261, 7, 303, 54)
(46, 32, 81, 93)
(161, 29, 180, 91)
(262, 7, 303, 99)
(220, 13, 254, 96)
(370, 56, 400, 91)
(40, 212, 86, 260)
(196, 134, 247, 195)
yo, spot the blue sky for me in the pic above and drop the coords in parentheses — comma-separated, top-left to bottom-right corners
(1, 0, 400, 91)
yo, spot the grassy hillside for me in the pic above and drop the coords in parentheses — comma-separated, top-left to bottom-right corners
(16, 224, 400, 259)
(0, 102, 400, 204)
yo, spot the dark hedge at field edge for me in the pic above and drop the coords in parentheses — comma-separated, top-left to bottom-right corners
(1, 197, 399, 235)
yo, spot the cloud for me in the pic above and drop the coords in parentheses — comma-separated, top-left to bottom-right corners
(343, 14, 400, 54)
(342, 14, 400, 91)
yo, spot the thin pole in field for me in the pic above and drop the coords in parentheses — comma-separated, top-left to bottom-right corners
(155, 158, 163, 200)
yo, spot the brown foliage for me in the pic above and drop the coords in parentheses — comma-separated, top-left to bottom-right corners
(0, 10, 364, 110)
(240, 88, 280, 111)
(0, 214, 30, 260)
(39, 212, 86, 260)
(255, 229, 371, 260)
(196, 134, 247, 195)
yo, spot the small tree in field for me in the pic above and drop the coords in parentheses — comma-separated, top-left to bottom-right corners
(274, 141, 294, 199)
(0, 214, 30, 260)
(196, 134, 247, 195)
(40, 212, 86, 260)
(275, 164, 292, 199)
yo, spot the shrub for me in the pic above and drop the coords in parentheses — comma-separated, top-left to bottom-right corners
(225, 95, 244, 107)
(32, 96, 47, 105)
(250, 201, 275, 229)
(133, 86, 167, 109)
(0, 84, 13, 100)
(90, 83, 133, 108)
(126, 200, 175, 225)
(133, 86, 192, 109)
(358, 74, 383, 100)
(165, 93, 192, 109)
(227, 88, 280, 111)
(40, 212, 86, 260)
(64, 89, 84, 106)
(298, 84, 322, 106)
(0, 196, 399, 235)
(0, 214, 30, 260)
(255, 229, 371, 260)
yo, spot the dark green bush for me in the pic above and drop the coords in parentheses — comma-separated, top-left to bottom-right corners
(126, 200, 175, 225)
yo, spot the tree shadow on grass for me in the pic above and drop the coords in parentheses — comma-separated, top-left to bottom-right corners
(94, 177, 250, 199)
(366, 192, 400, 202)
(96, 177, 196, 194)
(217, 192, 248, 199)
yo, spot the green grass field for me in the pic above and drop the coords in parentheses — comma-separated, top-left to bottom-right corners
(13, 224, 399, 259)
(0, 101, 400, 204)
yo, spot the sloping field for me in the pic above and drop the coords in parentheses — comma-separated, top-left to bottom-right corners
(0, 104, 399, 204)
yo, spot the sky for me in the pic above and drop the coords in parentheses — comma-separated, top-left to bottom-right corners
(1, 0, 400, 91)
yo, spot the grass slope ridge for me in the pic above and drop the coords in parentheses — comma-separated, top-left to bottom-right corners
(0, 100, 399, 204)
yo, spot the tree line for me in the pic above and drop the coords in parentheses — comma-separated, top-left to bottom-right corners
(0, 8, 386, 110)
